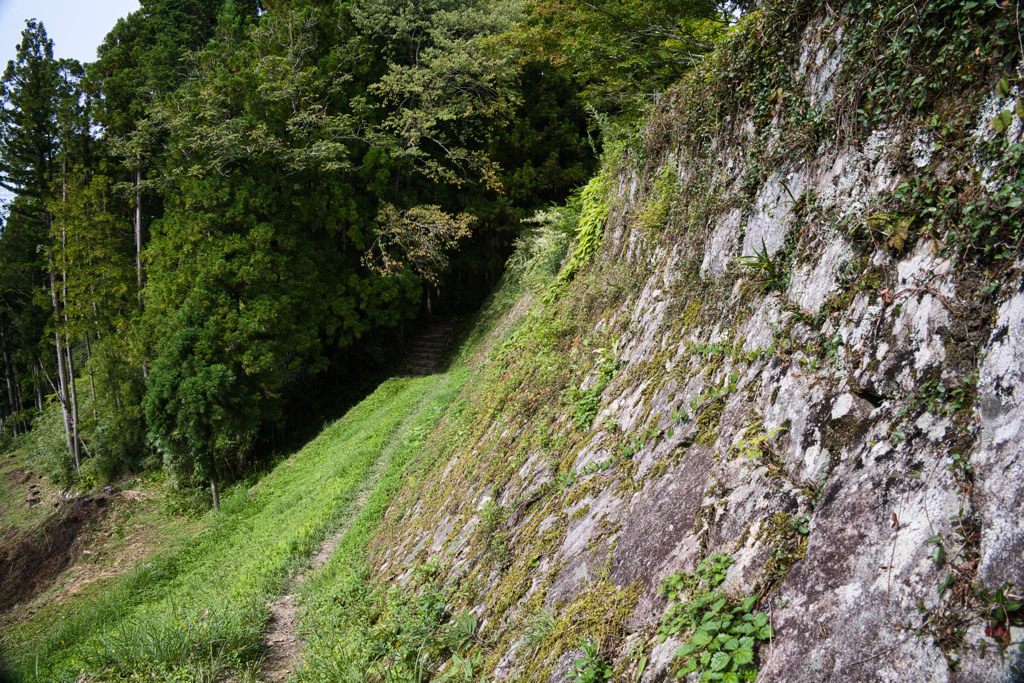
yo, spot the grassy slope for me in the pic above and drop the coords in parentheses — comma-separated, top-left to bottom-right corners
(1, 371, 469, 682)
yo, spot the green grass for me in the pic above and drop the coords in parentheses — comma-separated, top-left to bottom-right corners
(0, 450, 61, 535)
(292, 372, 472, 682)
(1, 217, 547, 683)
(2, 373, 468, 682)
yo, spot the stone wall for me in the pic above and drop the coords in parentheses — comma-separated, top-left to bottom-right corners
(369, 3, 1024, 680)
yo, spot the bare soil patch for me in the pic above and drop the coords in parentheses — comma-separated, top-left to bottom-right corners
(0, 492, 112, 613)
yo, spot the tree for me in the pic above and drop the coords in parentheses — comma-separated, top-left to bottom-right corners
(143, 308, 259, 510)
(0, 20, 86, 469)
(138, 3, 422, 489)
(89, 0, 259, 328)
(0, 199, 50, 436)
(0, 20, 62, 202)
(513, 0, 741, 111)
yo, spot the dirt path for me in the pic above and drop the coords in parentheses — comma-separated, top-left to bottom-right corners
(260, 346, 451, 681)
(259, 481, 377, 681)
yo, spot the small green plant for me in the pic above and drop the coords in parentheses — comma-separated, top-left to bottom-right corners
(477, 500, 512, 568)
(661, 408, 692, 440)
(436, 651, 487, 683)
(620, 425, 667, 458)
(657, 554, 772, 682)
(730, 425, 775, 461)
(444, 610, 480, 652)
(737, 239, 789, 293)
(730, 425, 787, 474)
(690, 374, 739, 411)
(900, 376, 977, 418)
(578, 457, 616, 476)
(566, 340, 621, 430)
(565, 636, 612, 682)
(945, 452, 974, 486)
(788, 515, 810, 537)
(926, 534, 945, 565)
(523, 607, 556, 656)
(978, 583, 1024, 654)
(568, 386, 605, 431)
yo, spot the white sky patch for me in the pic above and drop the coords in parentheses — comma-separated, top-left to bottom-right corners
(0, 0, 140, 68)
(0, 0, 140, 212)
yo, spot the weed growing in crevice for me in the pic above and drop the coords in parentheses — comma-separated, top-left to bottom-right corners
(566, 340, 621, 431)
(657, 553, 772, 682)
(565, 635, 612, 682)
(899, 375, 978, 419)
(901, 509, 1024, 663)
(477, 500, 513, 569)
(523, 607, 557, 656)
(730, 424, 787, 476)
(737, 239, 790, 294)
(561, 172, 613, 282)
(755, 511, 809, 596)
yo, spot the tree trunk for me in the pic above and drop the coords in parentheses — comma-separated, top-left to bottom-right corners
(135, 166, 149, 381)
(0, 323, 18, 436)
(85, 333, 97, 422)
(211, 472, 220, 511)
(32, 363, 42, 412)
(66, 339, 80, 463)
(135, 166, 143, 310)
(109, 347, 122, 412)
(47, 246, 77, 473)
(56, 202, 80, 469)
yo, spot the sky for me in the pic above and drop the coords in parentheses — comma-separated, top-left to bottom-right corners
(0, 0, 140, 68)
(0, 0, 140, 209)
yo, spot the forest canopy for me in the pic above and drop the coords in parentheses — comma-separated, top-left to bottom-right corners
(0, 0, 740, 505)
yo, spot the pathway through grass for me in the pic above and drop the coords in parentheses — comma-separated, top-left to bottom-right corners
(259, 407, 400, 681)
(2, 371, 468, 682)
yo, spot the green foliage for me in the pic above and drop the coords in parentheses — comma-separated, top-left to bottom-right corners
(436, 650, 487, 683)
(143, 308, 259, 496)
(524, 606, 557, 655)
(835, 0, 1024, 261)
(91, 0, 241, 136)
(477, 499, 513, 567)
(977, 583, 1024, 655)
(690, 375, 738, 411)
(514, 0, 739, 112)
(881, 144, 1024, 260)
(736, 239, 789, 294)
(507, 208, 577, 291)
(0, 0, 596, 489)
(364, 205, 474, 284)
(560, 172, 612, 281)
(900, 376, 978, 418)
(756, 512, 808, 595)
(565, 339, 620, 430)
(637, 161, 680, 232)
(0, 20, 79, 202)
(729, 425, 780, 464)
(23, 401, 77, 486)
(838, 0, 1017, 135)
(565, 636, 611, 682)
(657, 554, 771, 682)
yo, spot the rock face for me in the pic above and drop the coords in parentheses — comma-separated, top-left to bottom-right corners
(369, 3, 1024, 681)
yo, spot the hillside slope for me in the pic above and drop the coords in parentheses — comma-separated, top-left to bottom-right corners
(0, 373, 468, 681)
(305, 1, 1024, 681)
(4, 1, 1023, 681)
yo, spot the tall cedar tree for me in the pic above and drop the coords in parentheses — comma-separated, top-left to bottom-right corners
(0, 21, 86, 470)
